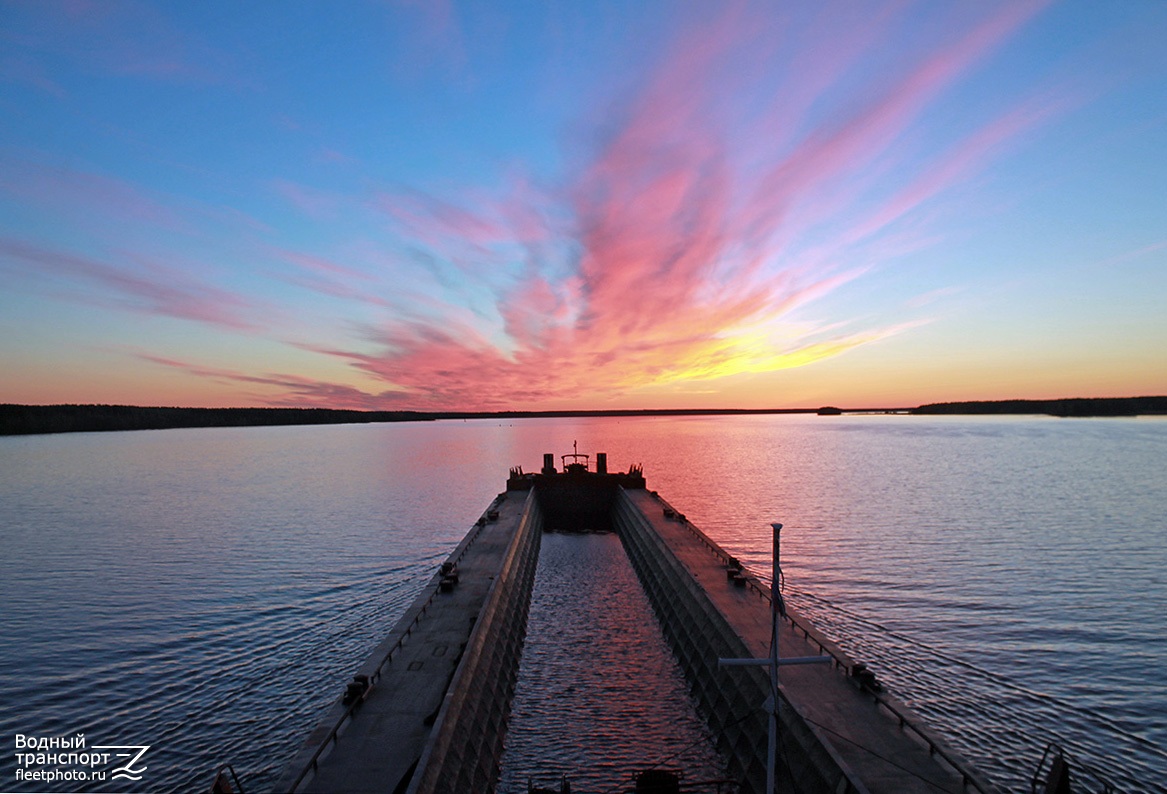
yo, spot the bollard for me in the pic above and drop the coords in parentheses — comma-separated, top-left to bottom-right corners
(634, 769, 680, 794)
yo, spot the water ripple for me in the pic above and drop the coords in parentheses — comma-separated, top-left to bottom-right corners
(497, 532, 725, 793)
(1, 417, 1164, 793)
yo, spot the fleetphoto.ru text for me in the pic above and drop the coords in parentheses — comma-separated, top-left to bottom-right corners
(14, 733, 150, 787)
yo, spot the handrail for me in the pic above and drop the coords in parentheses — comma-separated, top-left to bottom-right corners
(646, 490, 996, 793)
(405, 489, 540, 793)
(208, 763, 245, 794)
(279, 495, 505, 794)
(1030, 741, 1116, 794)
(560, 441, 589, 470)
(617, 490, 869, 794)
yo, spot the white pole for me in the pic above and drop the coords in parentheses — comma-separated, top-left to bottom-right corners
(768, 522, 782, 794)
(717, 522, 827, 794)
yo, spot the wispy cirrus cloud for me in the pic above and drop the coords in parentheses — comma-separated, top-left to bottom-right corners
(138, 354, 407, 410)
(267, 247, 398, 310)
(0, 158, 187, 232)
(0, 155, 274, 240)
(0, 238, 262, 331)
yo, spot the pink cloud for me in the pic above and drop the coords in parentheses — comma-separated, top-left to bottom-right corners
(268, 247, 400, 309)
(0, 159, 187, 232)
(838, 94, 1065, 248)
(275, 249, 375, 282)
(138, 353, 409, 410)
(736, 0, 1050, 249)
(376, 189, 521, 253)
(0, 155, 275, 241)
(123, 2, 1057, 410)
(1, 238, 261, 331)
(281, 1, 1055, 410)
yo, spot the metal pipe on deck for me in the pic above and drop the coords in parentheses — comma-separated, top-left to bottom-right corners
(719, 656, 830, 666)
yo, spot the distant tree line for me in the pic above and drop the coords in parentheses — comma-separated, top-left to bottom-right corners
(3, 398, 1164, 436)
(0, 404, 814, 435)
(912, 397, 1167, 417)
(0, 404, 433, 436)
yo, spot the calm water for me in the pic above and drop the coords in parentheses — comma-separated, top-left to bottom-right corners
(1, 415, 1165, 793)
(497, 532, 724, 793)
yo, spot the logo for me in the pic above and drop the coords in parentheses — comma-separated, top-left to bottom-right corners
(13, 734, 151, 786)
(91, 744, 151, 781)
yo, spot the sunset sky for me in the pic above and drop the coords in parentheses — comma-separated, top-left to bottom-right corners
(2, 0, 1165, 410)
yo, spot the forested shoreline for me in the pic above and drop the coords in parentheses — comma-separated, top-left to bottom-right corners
(911, 397, 1167, 417)
(2, 397, 1164, 436)
(0, 404, 433, 435)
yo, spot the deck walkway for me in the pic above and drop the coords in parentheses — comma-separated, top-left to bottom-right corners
(274, 491, 530, 794)
(624, 487, 991, 793)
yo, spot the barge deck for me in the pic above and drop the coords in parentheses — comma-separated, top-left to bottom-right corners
(272, 452, 994, 794)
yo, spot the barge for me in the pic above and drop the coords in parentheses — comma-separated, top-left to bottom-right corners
(269, 451, 998, 794)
